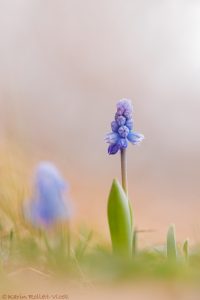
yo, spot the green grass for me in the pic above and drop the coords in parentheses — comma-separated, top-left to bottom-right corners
(0, 145, 200, 285)
(1, 216, 200, 284)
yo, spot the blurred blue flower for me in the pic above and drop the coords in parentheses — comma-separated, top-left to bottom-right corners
(25, 162, 72, 228)
(106, 99, 144, 155)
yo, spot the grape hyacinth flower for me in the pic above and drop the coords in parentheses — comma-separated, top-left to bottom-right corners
(106, 99, 144, 155)
(106, 98, 144, 194)
(25, 162, 72, 228)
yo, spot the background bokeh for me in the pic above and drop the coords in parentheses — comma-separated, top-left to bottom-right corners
(0, 0, 200, 246)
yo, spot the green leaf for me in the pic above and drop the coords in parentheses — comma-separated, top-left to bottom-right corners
(167, 224, 177, 261)
(132, 229, 137, 256)
(128, 200, 133, 230)
(183, 239, 189, 260)
(107, 179, 133, 257)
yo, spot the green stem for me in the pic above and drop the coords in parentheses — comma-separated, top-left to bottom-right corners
(120, 149, 128, 196)
(66, 221, 71, 258)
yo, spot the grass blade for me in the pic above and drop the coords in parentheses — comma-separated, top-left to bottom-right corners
(167, 224, 177, 261)
(183, 239, 189, 260)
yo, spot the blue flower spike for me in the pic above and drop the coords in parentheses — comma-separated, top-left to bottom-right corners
(106, 98, 144, 194)
(106, 99, 144, 155)
(25, 162, 72, 228)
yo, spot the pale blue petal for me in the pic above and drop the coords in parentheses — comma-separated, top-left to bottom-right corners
(128, 132, 144, 145)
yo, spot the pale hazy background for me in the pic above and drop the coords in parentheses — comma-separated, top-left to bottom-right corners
(0, 0, 200, 245)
